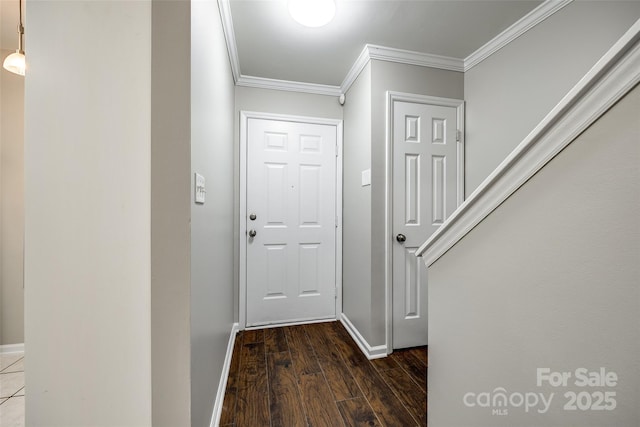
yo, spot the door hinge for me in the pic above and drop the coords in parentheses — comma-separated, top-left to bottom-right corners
(456, 129, 462, 142)
(335, 215, 338, 228)
(335, 144, 339, 157)
(334, 287, 338, 299)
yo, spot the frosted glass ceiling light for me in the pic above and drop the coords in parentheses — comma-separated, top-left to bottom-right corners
(3, 51, 25, 76)
(3, 0, 26, 76)
(289, 0, 336, 28)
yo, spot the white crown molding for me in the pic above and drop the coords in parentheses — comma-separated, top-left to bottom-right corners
(417, 19, 640, 266)
(367, 44, 464, 72)
(218, 0, 339, 95)
(219, 0, 572, 96)
(218, 0, 241, 83)
(340, 45, 372, 94)
(236, 75, 341, 96)
(340, 44, 464, 94)
(464, 0, 573, 71)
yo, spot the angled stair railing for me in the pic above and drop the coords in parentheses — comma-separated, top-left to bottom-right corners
(416, 18, 640, 267)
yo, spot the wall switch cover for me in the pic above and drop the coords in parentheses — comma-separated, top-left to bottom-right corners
(361, 169, 371, 186)
(195, 173, 206, 204)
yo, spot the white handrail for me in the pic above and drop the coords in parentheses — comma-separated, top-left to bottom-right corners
(416, 18, 640, 267)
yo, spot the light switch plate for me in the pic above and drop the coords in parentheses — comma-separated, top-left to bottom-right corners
(361, 169, 371, 186)
(195, 173, 206, 204)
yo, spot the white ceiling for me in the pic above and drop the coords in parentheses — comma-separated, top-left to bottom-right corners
(228, 0, 543, 86)
(1, 0, 544, 83)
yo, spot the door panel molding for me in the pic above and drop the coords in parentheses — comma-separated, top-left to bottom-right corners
(384, 92, 465, 352)
(240, 111, 343, 329)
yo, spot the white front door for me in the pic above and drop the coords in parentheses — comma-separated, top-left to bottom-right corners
(245, 117, 338, 327)
(392, 100, 461, 349)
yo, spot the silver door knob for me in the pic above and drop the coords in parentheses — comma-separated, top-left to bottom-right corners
(248, 229, 257, 238)
(249, 213, 257, 221)
(396, 233, 406, 243)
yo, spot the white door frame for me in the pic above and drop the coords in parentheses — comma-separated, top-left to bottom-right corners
(239, 111, 343, 330)
(384, 92, 465, 352)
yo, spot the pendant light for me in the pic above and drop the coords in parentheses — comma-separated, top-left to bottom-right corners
(3, 0, 26, 76)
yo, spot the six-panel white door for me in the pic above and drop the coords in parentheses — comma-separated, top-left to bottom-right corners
(246, 118, 337, 327)
(392, 101, 459, 349)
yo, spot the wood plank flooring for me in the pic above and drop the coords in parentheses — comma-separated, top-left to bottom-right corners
(220, 321, 427, 427)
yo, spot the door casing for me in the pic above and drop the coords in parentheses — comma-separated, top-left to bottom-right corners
(239, 111, 343, 330)
(385, 92, 465, 352)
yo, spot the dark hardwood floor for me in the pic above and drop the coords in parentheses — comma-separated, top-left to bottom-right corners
(220, 321, 427, 427)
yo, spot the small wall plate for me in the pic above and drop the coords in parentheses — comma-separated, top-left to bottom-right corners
(195, 173, 206, 204)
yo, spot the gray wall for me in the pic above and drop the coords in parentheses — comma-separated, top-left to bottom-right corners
(191, 0, 236, 425)
(343, 62, 372, 341)
(151, 1, 191, 426)
(23, 1, 236, 425)
(464, 1, 640, 196)
(0, 53, 24, 346)
(428, 85, 640, 427)
(235, 86, 343, 120)
(342, 60, 463, 347)
(24, 1, 153, 425)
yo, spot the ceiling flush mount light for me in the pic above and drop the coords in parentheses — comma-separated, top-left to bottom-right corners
(3, 0, 26, 76)
(289, 0, 336, 28)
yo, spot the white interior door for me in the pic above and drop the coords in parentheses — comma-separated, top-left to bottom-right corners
(392, 101, 460, 349)
(246, 117, 338, 327)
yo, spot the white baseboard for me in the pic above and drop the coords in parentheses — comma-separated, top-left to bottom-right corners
(0, 343, 24, 354)
(209, 322, 240, 427)
(340, 314, 387, 360)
